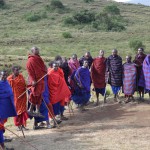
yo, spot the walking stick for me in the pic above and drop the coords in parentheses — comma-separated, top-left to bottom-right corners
(69, 101, 74, 116)
(67, 102, 72, 117)
(20, 126, 25, 138)
(42, 98, 60, 129)
(18, 71, 51, 99)
(0, 123, 39, 150)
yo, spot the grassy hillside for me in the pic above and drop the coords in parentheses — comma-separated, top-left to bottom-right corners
(0, 0, 150, 61)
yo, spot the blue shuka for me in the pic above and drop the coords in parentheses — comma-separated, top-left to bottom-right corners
(0, 80, 17, 120)
(31, 77, 49, 123)
(72, 67, 91, 105)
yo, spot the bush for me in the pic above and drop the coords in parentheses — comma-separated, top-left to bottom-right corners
(104, 4, 120, 15)
(73, 10, 95, 24)
(50, 0, 64, 9)
(64, 17, 76, 25)
(129, 39, 145, 52)
(0, 0, 5, 6)
(83, 0, 94, 3)
(25, 11, 47, 22)
(62, 32, 72, 38)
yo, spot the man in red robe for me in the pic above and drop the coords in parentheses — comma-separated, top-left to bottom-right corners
(91, 50, 107, 105)
(7, 66, 28, 131)
(26, 47, 47, 117)
(48, 62, 71, 121)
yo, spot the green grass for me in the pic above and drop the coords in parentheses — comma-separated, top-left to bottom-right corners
(0, 0, 150, 61)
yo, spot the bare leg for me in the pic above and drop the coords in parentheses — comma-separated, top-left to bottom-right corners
(28, 104, 34, 113)
(95, 92, 99, 105)
(114, 94, 117, 102)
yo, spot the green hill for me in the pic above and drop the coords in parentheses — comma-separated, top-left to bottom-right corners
(0, 0, 150, 59)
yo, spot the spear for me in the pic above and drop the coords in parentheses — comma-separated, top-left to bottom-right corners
(18, 70, 51, 99)
(0, 123, 39, 150)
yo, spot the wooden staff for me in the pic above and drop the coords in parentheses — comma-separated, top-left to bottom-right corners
(18, 71, 51, 99)
(42, 98, 60, 129)
(0, 123, 39, 150)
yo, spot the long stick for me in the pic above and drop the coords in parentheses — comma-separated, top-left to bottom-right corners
(0, 123, 39, 150)
(18, 71, 51, 99)
(42, 98, 60, 129)
(21, 126, 25, 138)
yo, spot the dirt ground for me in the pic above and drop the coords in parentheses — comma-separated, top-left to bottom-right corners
(5, 97, 150, 150)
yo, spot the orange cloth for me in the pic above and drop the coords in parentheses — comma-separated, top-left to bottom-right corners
(48, 68, 71, 105)
(7, 74, 27, 115)
(26, 54, 46, 105)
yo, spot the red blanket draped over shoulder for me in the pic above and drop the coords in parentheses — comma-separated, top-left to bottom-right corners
(7, 74, 28, 126)
(26, 54, 46, 105)
(91, 57, 106, 88)
(48, 68, 71, 106)
(7, 74, 27, 115)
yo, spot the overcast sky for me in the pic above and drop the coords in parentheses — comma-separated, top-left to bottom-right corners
(114, 0, 129, 2)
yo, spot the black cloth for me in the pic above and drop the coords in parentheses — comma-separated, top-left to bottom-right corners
(61, 62, 70, 86)
(107, 55, 122, 86)
(79, 56, 93, 68)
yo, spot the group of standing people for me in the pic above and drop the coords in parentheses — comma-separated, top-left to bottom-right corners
(0, 46, 150, 150)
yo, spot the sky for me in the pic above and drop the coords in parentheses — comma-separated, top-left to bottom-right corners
(114, 0, 129, 2)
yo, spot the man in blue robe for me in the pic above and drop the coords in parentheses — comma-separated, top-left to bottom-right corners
(72, 60, 91, 112)
(0, 71, 17, 150)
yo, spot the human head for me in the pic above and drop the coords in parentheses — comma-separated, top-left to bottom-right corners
(138, 47, 144, 55)
(48, 61, 54, 68)
(126, 55, 132, 63)
(52, 62, 59, 71)
(12, 66, 20, 77)
(0, 70, 8, 81)
(31, 46, 39, 55)
(99, 50, 104, 57)
(83, 60, 89, 68)
(55, 55, 62, 61)
(72, 54, 77, 61)
(112, 49, 118, 56)
(84, 52, 91, 59)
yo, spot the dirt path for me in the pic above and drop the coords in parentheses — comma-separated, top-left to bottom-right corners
(5, 98, 150, 150)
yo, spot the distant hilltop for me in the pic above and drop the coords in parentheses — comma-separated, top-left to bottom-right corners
(113, 0, 150, 6)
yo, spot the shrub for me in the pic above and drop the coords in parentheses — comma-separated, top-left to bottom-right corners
(83, 0, 94, 3)
(50, 0, 64, 9)
(129, 39, 145, 52)
(104, 4, 120, 15)
(0, 0, 5, 6)
(62, 32, 72, 38)
(64, 17, 76, 25)
(25, 11, 47, 22)
(73, 10, 95, 24)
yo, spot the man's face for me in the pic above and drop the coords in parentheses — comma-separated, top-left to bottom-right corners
(13, 68, 19, 76)
(0, 71, 8, 81)
(53, 64, 58, 71)
(72, 55, 77, 61)
(138, 48, 143, 55)
(32, 48, 39, 55)
(99, 50, 104, 56)
(112, 50, 117, 56)
(126, 56, 131, 63)
(83, 61, 88, 68)
(85, 53, 90, 59)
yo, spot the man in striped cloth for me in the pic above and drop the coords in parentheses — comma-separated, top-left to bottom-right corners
(133, 47, 146, 101)
(107, 49, 122, 102)
(142, 54, 150, 97)
(123, 56, 137, 103)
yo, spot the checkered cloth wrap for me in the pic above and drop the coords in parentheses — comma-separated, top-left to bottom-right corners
(142, 55, 150, 90)
(123, 63, 136, 95)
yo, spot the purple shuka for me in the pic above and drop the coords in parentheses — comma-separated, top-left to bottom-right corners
(123, 63, 137, 95)
(142, 55, 150, 91)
